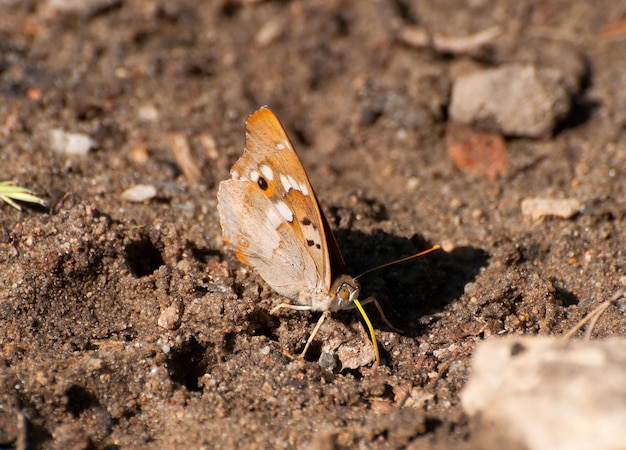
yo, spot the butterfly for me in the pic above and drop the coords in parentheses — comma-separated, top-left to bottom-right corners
(217, 106, 390, 364)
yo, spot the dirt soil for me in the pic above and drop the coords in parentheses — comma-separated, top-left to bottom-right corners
(1, 1, 625, 449)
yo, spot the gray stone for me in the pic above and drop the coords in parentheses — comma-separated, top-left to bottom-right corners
(450, 65, 572, 138)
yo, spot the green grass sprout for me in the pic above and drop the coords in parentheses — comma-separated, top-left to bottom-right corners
(0, 181, 46, 210)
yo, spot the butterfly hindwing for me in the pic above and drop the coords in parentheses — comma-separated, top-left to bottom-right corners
(217, 176, 318, 299)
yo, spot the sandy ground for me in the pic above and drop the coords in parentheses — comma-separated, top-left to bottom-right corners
(0, 1, 624, 448)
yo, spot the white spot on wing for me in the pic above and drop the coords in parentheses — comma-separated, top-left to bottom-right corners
(276, 143, 286, 150)
(231, 169, 240, 180)
(259, 164, 274, 181)
(278, 174, 310, 196)
(279, 174, 291, 192)
(266, 206, 283, 229)
(249, 170, 259, 182)
(275, 200, 294, 222)
(280, 173, 301, 193)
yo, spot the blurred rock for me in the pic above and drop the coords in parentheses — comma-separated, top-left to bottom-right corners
(450, 64, 571, 138)
(121, 184, 157, 203)
(461, 337, 626, 450)
(49, 129, 96, 156)
(521, 197, 582, 220)
(254, 19, 283, 47)
(52, 422, 90, 450)
(514, 39, 588, 95)
(137, 104, 159, 122)
(445, 123, 509, 181)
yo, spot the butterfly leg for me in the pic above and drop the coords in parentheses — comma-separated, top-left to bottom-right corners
(300, 311, 330, 358)
(269, 303, 312, 315)
(270, 303, 324, 358)
(358, 297, 404, 333)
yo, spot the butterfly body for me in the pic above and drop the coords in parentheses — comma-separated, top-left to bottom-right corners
(218, 108, 440, 363)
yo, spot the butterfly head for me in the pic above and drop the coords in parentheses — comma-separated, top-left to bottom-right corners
(330, 274, 361, 311)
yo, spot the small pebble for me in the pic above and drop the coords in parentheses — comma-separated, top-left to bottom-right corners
(521, 197, 582, 220)
(129, 145, 150, 164)
(318, 352, 338, 372)
(43, 0, 120, 17)
(406, 177, 420, 191)
(158, 303, 182, 330)
(50, 128, 96, 156)
(121, 184, 157, 203)
(138, 104, 159, 122)
(254, 20, 283, 47)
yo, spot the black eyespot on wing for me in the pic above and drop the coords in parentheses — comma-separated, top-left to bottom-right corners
(315, 244, 321, 249)
(301, 217, 311, 226)
(258, 177, 268, 190)
(306, 239, 315, 247)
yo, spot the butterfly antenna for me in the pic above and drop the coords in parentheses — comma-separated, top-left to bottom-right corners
(355, 244, 441, 280)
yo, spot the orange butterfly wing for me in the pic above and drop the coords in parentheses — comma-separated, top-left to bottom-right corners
(218, 107, 344, 299)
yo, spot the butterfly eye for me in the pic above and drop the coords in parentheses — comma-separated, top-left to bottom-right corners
(337, 284, 350, 301)
(257, 177, 268, 191)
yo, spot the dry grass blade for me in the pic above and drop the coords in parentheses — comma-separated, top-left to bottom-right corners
(563, 290, 625, 340)
(0, 181, 46, 210)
